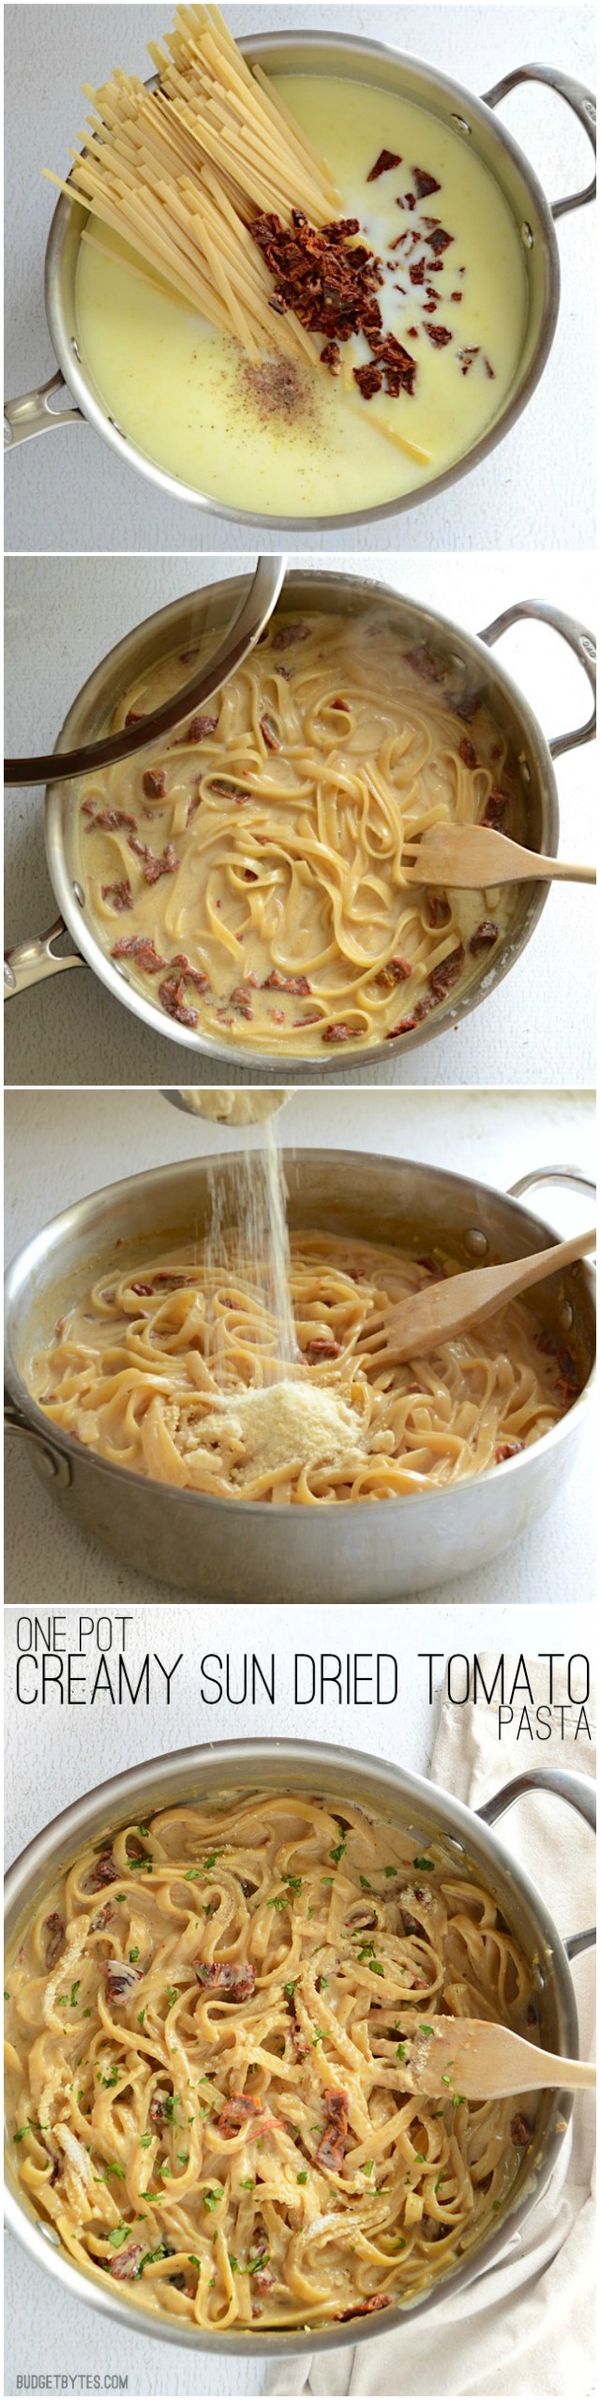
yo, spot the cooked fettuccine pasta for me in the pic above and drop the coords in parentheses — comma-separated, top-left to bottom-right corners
(29, 1227, 576, 1500)
(5, 1790, 541, 2330)
(77, 608, 521, 1058)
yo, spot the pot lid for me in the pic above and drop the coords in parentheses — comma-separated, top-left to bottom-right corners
(5, 556, 285, 785)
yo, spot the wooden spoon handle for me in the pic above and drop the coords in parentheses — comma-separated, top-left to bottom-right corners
(384, 1228, 596, 1361)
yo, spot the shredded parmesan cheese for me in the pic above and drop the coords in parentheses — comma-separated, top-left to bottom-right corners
(198, 1378, 362, 1477)
(177, 1089, 291, 1124)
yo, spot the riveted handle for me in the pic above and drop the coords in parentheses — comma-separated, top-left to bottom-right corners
(478, 1768, 596, 1959)
(480, 600, 596, 760)
(4, 918, 86, 998)
(482, 64, 596, 218)
(4, 369, 82, 449)
(4, 1397, 72, 1490)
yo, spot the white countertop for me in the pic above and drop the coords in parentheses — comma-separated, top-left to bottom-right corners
(5, 1083, 595, 1613)
(5, 1582, 592, 2396)
(5, 4, 595, 555)
(5, 550, 596, 1089)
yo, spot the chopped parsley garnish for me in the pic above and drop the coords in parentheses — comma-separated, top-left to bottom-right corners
(296, 2170, 308, 2184)
(100, 2068, 120, 2087)
(137, 2009, 146, 2027)
(108, 2227, 128, 2250)
(284, 1874, 302, 1894)
(184, 1868, 201, 1882)
(240, 2176, 256, 2190)
(396, 2043, 407, 2062)
(106, 2162, 125, 2179)
(164, 1988, 178, 2007)
(414, 2151, 426, 2163)
(370, 1961, 384, 1977)
(69, 1982, 80, 2007)
(203, 1852, 221, 1870)
(283, 1980, 297, 1999)
(129, 1948, 140, 1964)
(177, 2152, 189, 2166)
(359, 1876, 372, 1892)
(129, 1856, 152, 1873)
(203, 2186, 223, 2211)
(13, 2126, 29, 2143)
(188, 2254, 201, 2268)
(330, 1839, 346, 1864)
(137, 1822, 150, 1837)
(312, 2030, 325, 2046)
(412, 1857, 435, 1872)
(248, 2252, 269, 2276)
(383, 1866, 397, 1879)
(418, 2023, 434, 2037)
(267, 1892, 289, 1912)
(452, 2094, 465, 2108)
(140, 2134, 152, 2148)
(357, 1942, 376, 1961)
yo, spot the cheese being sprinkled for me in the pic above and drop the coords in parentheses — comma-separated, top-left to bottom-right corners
(177, 1089, 290, 1124)
(199, 1379, 362, 1477)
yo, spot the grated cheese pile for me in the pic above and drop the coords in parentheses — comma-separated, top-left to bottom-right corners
(199, 1378, 362, 1477)
(177, 1088, 291, 1124)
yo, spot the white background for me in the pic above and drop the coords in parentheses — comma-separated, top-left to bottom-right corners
(4, 5, 596, 555)
(5, 1588, 593, 2395)
(5, 1083, 595, 1610)
(5, 550, 596, 1088)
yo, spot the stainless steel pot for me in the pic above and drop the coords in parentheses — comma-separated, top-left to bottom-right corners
(4, 569, 596, 1072)
(4, 37, 596, 529)
(4, 1736, 596, 2356)
(4, 1151, 595, 1600)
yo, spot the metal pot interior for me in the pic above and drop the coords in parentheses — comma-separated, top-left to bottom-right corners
(44, 34, 556, 529)
(46, 569, 559, 1068)
(4, 1738, 578, 2354)
(7, 1150, 595, 1456)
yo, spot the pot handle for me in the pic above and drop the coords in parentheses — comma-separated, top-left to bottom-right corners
(4, 918, 87, 999)
(481, 64, 596, 219)
(479, 600, 596, 760)
(477, 1767, 596, 1960)
(4, 370, 82, 450)
(4, 1396, 72, 1490)
(508, 1164, 596, 1205)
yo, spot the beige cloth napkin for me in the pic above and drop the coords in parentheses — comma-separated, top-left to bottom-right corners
(266, 1658, 595, 2399)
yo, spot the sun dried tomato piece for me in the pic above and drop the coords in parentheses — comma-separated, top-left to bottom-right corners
(426, 226, 453, 255)
(101, 879, 133, 912)
(260, 713, 281, 751)
(110, 2242, 146, 2282)
(208, 777, 252, 803)
(367, 148, 402, 181)
(158, 975, 199, 1029)
(45, 1912, 65, 1970)
(272, 622, 309, 651)
(112, 935, 166, 974)
(314, 2090, 349, 2173)
(320, 338, 342, 373)
(482, 790, 507, 829)
(216, 2093, 265, 2137)
(406, 645, 444, 685)
(87, 1851, 118, 1892)
(142, 844, 177, 886)
(458, 345, 480, 377)
(104, 1959, 143, 2003)
(354, 361, 383, 399)
(412, 166, 441, 199)
(142, 769, 166, 799)
(495, 1439, 523, 1463)
(424, 323, 452, 348)
(375, 955, 411, 988)
(264, 970, 312, 996)
(469, 920, 499, 954)
(195, 1961, 257, 2003)
(230, 985, 253, 1019)
(321, 1021, 355, 1044)
(409, 258, 427, 285)
(429, 945, 465, 1000)
(425, 894, 451, 929)
(303, 1336, 342, 1362)
(458, 737, 478, 769)
(178, 715, 218, 743)
(510, 2113, 531, 2148)
(125, 709, 146, 728)
(339, 2296, 390, 2321)
(82, 802, 136, 832)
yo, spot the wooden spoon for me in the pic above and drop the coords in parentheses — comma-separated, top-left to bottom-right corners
(363, 1228, 596, 1368)
(402, 2017, 595, 2102)
(402, 823, 596, 888)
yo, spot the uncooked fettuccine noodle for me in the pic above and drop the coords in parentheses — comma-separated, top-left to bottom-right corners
(6, 1790, 541, 2330)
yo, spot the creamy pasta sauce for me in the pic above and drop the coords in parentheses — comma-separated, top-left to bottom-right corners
(6, 1790, 541, 2330)
(77, 608, 522, 1059)
(75, 74, 527, 517)
(29, 1227, 575, 1501)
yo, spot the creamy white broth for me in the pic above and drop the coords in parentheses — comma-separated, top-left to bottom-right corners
(75, 74, 528, 516)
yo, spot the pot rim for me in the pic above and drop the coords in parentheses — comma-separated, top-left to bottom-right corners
(46, 566, 559, 1071)
(5, 1147, 595, 1522)
(44, 28, 560, 531)
(4, 1735, 581, 2356)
